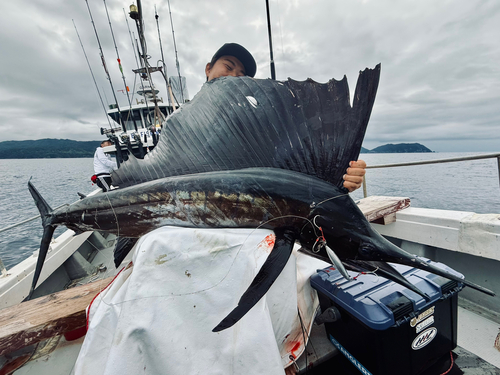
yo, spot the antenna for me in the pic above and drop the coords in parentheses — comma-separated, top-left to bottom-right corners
(265, 0, 276, 80)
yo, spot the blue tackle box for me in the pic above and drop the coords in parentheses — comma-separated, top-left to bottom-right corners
(311, 259, 464, 375)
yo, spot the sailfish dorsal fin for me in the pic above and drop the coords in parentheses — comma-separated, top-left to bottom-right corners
(112, 64, 381, 188)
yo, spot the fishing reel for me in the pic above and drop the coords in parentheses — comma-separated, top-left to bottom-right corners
(100, 126, 121, 135)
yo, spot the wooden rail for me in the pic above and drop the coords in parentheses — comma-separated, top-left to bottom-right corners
(0, 276, 113, 357)
(357, 196, 410, 225)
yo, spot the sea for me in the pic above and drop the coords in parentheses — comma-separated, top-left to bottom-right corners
(0, 153, 499, 270)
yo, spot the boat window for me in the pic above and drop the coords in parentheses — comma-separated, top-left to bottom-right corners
(123, 110, 143, 131)
(159, 107, 170, 117)
(143, 109, 164, 127)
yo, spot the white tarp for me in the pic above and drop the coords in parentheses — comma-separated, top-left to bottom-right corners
(73, 227, 328, 375)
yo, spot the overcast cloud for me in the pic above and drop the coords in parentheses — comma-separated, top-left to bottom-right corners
(1, 0, 499, 152)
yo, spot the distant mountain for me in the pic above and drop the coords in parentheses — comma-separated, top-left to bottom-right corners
(0, 139, 101, 159)
(370, 143, 433, 153)
(0, 139, 433, 159)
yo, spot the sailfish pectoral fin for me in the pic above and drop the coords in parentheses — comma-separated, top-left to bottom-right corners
(212, 228, 296, 332)
(27, 180, 56, 300)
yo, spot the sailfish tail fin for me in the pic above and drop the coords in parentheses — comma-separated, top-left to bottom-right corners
(27, 180, 56, 299)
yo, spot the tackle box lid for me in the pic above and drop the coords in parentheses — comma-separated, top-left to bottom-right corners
(310, 259, 464, 330)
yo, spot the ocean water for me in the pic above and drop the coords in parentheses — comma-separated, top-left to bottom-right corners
(0, 153, 499, 269)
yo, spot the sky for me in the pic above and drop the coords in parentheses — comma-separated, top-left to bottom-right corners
(1, 0, 499, 152)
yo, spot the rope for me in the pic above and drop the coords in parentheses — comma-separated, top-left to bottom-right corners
(439, 351, 454, 375)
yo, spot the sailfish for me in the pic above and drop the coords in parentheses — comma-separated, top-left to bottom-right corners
(27, 64, 494, 332)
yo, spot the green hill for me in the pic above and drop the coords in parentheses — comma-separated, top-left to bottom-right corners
(0, 139, 101, 159)
(370, 143, 432, 153)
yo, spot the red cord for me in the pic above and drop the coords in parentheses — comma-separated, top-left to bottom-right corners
(439, 351, 454, 375)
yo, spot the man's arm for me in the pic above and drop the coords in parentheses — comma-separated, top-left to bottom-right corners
(343, 160, 366, 192)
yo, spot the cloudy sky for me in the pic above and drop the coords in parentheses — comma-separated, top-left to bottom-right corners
(1, 0, 499, 152)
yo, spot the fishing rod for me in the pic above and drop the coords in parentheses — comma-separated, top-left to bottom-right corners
(265, 0, 276, 80)
(155, 5, 178, 110)
(84, 0, 125, 133)
(72, 19, 113, 131)
(103, 0, 140, 132)
(167, 0, 184, 103)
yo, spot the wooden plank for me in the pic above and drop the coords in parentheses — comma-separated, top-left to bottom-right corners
(357, 196, 410, 224)
(0, 276, 113, 357)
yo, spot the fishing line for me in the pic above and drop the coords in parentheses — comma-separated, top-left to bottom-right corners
(123, 8, 140, 70)
(155, 6, 178, 109)
(101, 86, 111, 109)
(313, 192, 350, 207)
(84, 0, 125, 131)
(309, 193, 351, 254)
(166, 0, 184, 103)
(353, 267, 380, 282)
(72, 20, 113, 130)
(255, 214, 315, 232)
(275, 0, 287, 79)
(96, 214, 313, 304)
(104, 193, 120, 238)
(297, 307, 313, 374)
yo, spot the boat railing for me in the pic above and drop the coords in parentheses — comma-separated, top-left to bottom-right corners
(0, 203, 69, 277)
(0, 203, 69, 235)
(362, 152, 500, 198)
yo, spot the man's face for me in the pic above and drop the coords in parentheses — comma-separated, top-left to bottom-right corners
(205, 55, 246, 81)
(102, 141, 112, 148)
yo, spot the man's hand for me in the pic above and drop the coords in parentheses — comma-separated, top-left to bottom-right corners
(343, 160, 366, 192)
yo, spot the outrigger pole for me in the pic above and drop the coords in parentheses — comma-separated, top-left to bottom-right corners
(84, 0, 125, 133)
(103, 0, 140, 132)
(72, 20, 113, 131)
(265, 0, 276, 80)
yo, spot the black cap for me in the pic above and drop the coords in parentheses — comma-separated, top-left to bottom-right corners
(211, 43, 257, 78)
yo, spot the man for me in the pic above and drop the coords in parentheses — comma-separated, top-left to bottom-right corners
(205, 43, 366, 192)
(93, 140, 118, 192)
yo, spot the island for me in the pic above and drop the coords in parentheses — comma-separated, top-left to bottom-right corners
(361, 143, 432, 153)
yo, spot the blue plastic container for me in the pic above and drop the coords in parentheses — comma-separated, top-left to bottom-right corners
(311, 259, 464, 375)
